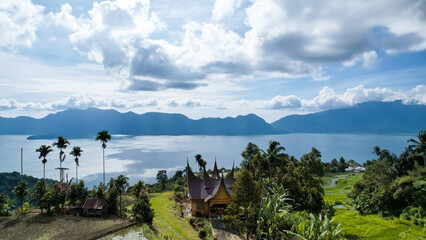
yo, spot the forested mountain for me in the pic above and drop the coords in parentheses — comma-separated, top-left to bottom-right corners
(0, 100, 424, 139)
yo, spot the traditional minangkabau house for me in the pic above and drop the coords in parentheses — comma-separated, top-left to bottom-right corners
(187, 160, 235, 218)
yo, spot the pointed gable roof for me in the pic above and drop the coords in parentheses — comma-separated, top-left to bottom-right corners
(211, 158, 221, 179)
(187, 159, 236, 201)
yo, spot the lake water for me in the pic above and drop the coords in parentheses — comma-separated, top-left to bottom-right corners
(0, 134, 413, 186)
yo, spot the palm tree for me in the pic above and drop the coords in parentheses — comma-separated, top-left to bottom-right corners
(70, 146, 83, 183)
(408, 131, 426, 166)
(96, 130, 111, 186)
(265, 140, 286, 177)
(53, 136, 70, 182)
(194, 154, 207, 173)
(115, 174, 129, 217)
(13, 181, 29, 214)
(36, 145, 53, 179)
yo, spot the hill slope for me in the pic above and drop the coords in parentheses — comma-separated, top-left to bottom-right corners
(272, 101, 426, 133)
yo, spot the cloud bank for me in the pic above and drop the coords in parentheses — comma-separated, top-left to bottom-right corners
(1, 85, 425, 114)
(26, 0, 425, 91)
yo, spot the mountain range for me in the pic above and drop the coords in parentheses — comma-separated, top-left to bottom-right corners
(0, 100, 424, 139)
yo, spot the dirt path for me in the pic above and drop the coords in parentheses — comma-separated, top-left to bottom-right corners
(0, 213, 134, 240)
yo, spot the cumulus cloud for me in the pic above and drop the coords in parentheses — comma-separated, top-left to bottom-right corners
(0, 0, 44, 48)
(212, 0, 244, 21)
(0, 95, 158, 111)
(61, 0, 426, 90)
(264, 85, 426, 110)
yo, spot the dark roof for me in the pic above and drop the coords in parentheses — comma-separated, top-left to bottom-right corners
(83, 199, 106, 210)
(187, 160, 235, 201)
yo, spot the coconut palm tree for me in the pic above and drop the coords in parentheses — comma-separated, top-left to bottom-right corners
(115, 174, 129, 217)
(408, 131, 426, 166)
(36, 145, 53, 179)
(265, 140, 286, 177)
(52, 136, 70, 182)
(96, 130, 111, 186)
(70, 146, 83, 182)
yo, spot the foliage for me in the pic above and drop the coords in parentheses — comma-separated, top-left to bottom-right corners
(156, 170, 168, 190)
(36, 145, 53, 179)
(95, 130, 111, 148)
(115, 174, 129, 216)
(13, 181, 29, 214)
(0, 172, 53, 205)
(30, 180, 48, 212)
(348, 132, 426, 226)
(188, 217, 212, 239)
(281, 212, 343, 240)
(194, 154, 207, 173)
(130, 180, 145, 198)
(0, 192, 15, 216)
(133, 191, 155, 225)
(51, 183, 66, 213)
(68, 180, 89, 206)
(224, 169, 261, 239)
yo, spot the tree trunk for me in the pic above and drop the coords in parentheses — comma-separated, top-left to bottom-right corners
(103, 147, 105, 187)
(43, 163, 45, 179)
(76, 163, 78, 182)
(120, 193, 122, 217)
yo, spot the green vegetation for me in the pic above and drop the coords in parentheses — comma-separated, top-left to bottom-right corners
(150, 191, 202, 239)
(348, 131, 426, 227)
(324, 173, 425, 239)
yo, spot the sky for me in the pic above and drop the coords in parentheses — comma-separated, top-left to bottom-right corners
(1, 0, 426, 122)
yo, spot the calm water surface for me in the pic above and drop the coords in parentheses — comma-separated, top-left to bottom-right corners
(0, 134, 412, 186)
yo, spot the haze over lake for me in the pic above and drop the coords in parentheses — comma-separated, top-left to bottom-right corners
(0, 134, 413, 186)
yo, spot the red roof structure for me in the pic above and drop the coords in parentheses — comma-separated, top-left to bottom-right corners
(83, 199, 106, 210)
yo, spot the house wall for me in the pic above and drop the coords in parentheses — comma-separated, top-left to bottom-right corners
(191, 199, 209, 216)
(208, 182, 231, 207)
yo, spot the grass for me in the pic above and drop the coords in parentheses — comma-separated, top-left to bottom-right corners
(149, 191, 202, 240)
(324, 173, 425, 239)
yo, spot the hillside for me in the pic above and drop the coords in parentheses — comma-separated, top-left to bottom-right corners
(272, 101, 426, 134)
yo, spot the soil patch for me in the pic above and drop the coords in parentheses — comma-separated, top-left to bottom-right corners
(0, 213, 134, 240)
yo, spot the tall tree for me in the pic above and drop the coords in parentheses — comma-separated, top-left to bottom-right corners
(70, 146, 83, 182)
(52, 136, 70, 182)
(156, 170, 168, 190)
(408, 130, 426, 166)
(224, 169, 261, 239)
(115, 174, 129, 217)
(13, 181, 29, 214)
(265, 140, 287, 177)
(241, 142, 260, 168)
(36, 145, 53, 179)
(31, 180, 48, 213)
(194, 154, 207, 173)
(96, 130, 111, 186)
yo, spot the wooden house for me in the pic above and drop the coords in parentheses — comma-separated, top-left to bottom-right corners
(82, 199, 106, 217)
(187, 160, 235, 218)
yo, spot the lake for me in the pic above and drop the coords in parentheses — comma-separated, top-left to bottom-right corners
(0, 134, 413, 186)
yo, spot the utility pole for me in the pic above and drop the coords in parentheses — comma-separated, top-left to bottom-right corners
(20, 148, 23, 181)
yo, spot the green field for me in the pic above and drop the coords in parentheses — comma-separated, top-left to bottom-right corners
(323, 173, 425, 239)
(146, 191, 203, 240)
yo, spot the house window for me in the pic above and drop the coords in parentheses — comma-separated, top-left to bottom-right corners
(196, 203, 201, 210)
(201, 203, 205, 210)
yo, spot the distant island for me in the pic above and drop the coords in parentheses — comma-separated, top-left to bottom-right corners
(0, 100, 424, 139)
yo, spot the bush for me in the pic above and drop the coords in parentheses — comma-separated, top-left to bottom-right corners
(198, 229, 207, 239)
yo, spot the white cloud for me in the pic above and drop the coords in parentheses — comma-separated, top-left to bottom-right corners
(0, 0, 44, 48)
(0, 95, 159, 111)
(343, 51, 378, 67)
(212, 0, 244, 21)
(48, 3, 79, 31)
(263, 85, 426, 110)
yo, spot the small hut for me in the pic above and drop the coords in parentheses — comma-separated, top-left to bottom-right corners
(82, 199, 106, 217)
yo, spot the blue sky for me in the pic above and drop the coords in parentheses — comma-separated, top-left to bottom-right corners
(0, 0, 425, 122)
